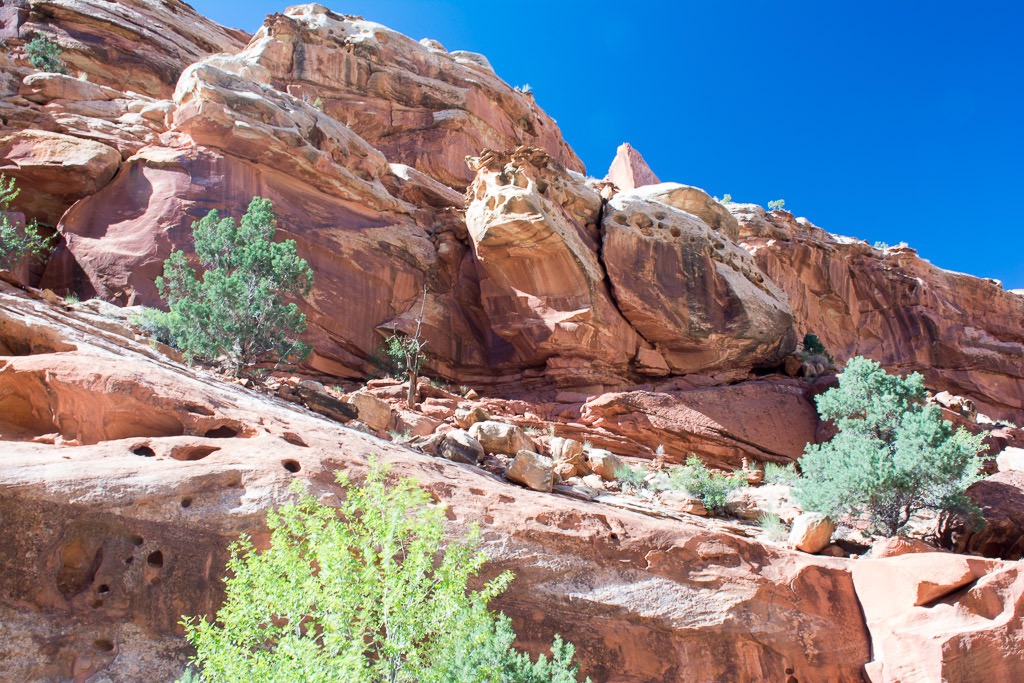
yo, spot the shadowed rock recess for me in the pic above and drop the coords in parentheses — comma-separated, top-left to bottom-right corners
(1, 2, 1024, 682)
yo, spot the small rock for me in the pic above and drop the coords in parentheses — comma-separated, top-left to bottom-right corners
(506, 450, 555, 492)
(396, 410, 442, 437)
(438, 429, 485, 465)
(788, 512, 836, 554)
(658, 490, 708, 516)
(996, 447, 1024, 473)
(453, 405, 490, 430)
(553, 461, 577, 481)
(465, 389, 479, 399)
(581, 474, 607, 490)
(587, 448, 623, 481)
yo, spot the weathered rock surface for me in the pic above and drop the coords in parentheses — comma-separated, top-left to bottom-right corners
(788, 513, 836, 554)
(854, 553, 1024, 682)
(736, 205, 1024, 422)
(466, 147, 641, 384)
(954, 470, 1024, 560)
(580, 379, 820, 469)
(603, 185, 794, 374)
(468, 420, 533, 457)
(9, 0, 249, 98)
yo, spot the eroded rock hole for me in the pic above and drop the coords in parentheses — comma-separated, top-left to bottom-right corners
(97, 584, 110, 594)
(204, 425, 239, 439)
(132, 444, 155, 457)
(282, 459, 301, 473)
(171, 445, 220, 461)
(56, 540, 102, 599)
(180, 497, 192, 509)
(147, 551, 163, 568)
(93, 639, 114, 652)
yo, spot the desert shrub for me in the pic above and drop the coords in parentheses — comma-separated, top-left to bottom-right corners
(615, 464, 648, 493)
(757, 512, 789, 542)
(0, 174, 55, 270)
(131, 306, 176, 346)
(762, 462, 800, 486)
(153, 197, 312, 374)
(767, 199, 785, 212)
(183, 461, 589, 683)
(25, 35, 67, 74)
(795, 356, 985, 536)
(800, 332, 834, 371)
(668, 456, 747, 515)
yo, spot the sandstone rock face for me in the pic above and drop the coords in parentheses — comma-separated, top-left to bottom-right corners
(580, 379, 820, 469)
(223, 5, 581, 189)
(605, 142, 660, 191)
(13, 0, 249, 98)
(854, 553, 1024, 682)
(506, 450, 555, 492)
(466, 147, 641, 384)
(735, 205, 1024, 422)
(603, 185, 794, 374)
(788, 513, 836, 554)
(0, 129, 120, 225)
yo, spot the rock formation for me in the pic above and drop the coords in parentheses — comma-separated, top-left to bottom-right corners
(1, 2, 1024, 681)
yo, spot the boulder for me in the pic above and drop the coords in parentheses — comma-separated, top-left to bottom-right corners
(954, 471, 1024, 559)
(453, 405, 490, 430)
(468, 421, 533, 457)
(348, 392, 393, 433)
(602, 185, 794, 374)
(657, 490, 708, 516)
(788, 513, 835, 554)
(437, 429, 485, 465)
(506, 450, 555, 492)
(997, 446, 1024, 473)
(296, 384, 358, 424)
(587, 449, 623, 482)
(395, 411, 442, 437)
(0, 130, 121, 225)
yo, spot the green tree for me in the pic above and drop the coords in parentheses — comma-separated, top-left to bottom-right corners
(767, 199, 785, 212)
(183, 462, 589, 683)
(25, 35, 67, 74)
(0, 174, 55, 270)
(153, 197, 312, 374)
(795, 356, 985, 536)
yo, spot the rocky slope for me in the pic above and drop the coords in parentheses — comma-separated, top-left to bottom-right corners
(2, 282, 1023, 683)
(1, 2, 1024, 682)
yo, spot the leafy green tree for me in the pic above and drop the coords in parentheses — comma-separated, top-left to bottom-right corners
(795, 356, 985, 536)
(0, 174, 55, 270)
(767, 199, 785, 212)
(183, 461, 589, 683)
(153, 197, 312, 374)
(25, 35, 67, 74)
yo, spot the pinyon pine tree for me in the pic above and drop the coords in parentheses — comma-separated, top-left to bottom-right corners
(154, 197, 312, 374)
(795, 356, 984, 536)
(0, 174, 54, 270)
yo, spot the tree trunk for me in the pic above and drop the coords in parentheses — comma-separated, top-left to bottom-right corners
(407, 368, 418, 409)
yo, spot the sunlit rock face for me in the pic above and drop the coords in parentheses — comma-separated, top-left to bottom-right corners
(735, 205, 1024, 422)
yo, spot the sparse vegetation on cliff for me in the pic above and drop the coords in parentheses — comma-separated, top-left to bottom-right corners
(151, 197, 313, 374)
(24, 35, 67, 74)
(0, 174, 55, 270)
(795, 356, 985, 536)
(182, 461, 589, 683)
(669, 456, 748, 515)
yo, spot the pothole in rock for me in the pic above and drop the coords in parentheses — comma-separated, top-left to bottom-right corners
(170, 445, 221, 461)
(191, 418, 256, 439)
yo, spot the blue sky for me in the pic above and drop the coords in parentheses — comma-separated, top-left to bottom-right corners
(190, 1, 1024, 288)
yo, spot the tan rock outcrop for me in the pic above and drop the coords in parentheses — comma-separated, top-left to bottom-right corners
(605, 142, 660, 191)
(735, 205, 1024, 422)
(603, 185, 794, 374)
(465, 147, 641, 384)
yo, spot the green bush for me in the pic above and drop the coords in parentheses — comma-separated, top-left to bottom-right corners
(183, 461, 589, 683)
(153, 197, 312, 374)
(795, 356, 985, 536)
(0, 174, 55, 270)
(668, 456, 747, 515)
(25, 35, 67, 74)
(767, 199, 785, 212)
(757, 512, 789, 542)
(615, 463, 648, 493)
(762, 462, 800, 486)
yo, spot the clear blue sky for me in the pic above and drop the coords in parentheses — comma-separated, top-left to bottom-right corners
(189, 1, 1024, 288)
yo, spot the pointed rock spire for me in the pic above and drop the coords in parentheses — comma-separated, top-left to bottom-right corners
(604, 142, 660, 191)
